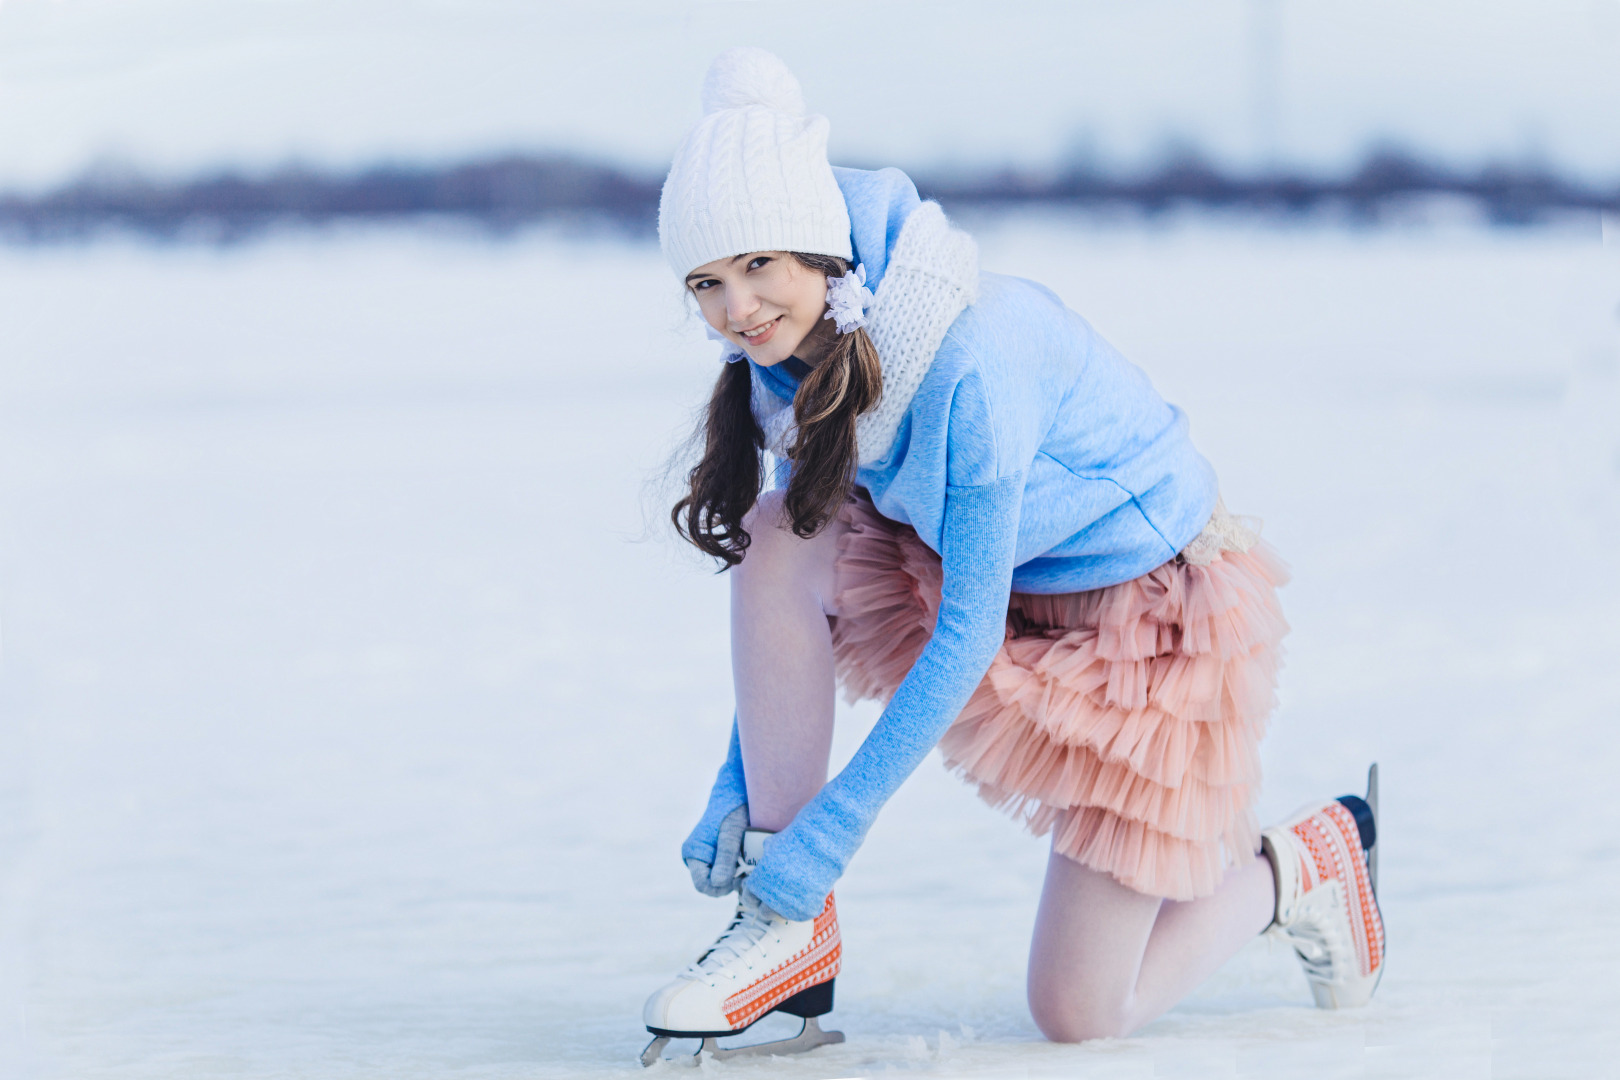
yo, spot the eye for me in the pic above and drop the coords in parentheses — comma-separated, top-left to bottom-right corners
(690, 278, 719, 292)
(746, 256, 772, 271)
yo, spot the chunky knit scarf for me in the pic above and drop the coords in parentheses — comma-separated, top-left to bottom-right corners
(752, 201, 980, 465)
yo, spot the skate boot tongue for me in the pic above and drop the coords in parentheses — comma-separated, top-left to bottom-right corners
(740, 828, 772, 871)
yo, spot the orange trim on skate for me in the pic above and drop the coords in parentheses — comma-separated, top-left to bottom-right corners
(1291, 803, 1384, 977)
(722, 894, 842, 1029)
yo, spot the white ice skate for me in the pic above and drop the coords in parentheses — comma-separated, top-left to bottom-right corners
(641, 829, 843, 1066)
(1262, 763, 1385, 1009)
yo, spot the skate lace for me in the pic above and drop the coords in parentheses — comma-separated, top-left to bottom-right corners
(1281, 903, 1352, 985)
(685, 892, 776, 979)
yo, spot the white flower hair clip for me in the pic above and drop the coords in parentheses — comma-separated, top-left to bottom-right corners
(824, 264, 874, 334)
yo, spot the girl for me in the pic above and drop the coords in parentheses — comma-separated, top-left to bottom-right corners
(640, 48, 1383, 1065)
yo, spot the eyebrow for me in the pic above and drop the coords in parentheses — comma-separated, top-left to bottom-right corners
(684, 254, 750, 284)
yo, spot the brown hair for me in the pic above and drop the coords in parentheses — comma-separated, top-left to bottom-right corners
(672, 253, 882, 567)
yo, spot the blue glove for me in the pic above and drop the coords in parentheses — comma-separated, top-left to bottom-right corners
(680, 720, 750, 896)
(685, 805, 749, 897)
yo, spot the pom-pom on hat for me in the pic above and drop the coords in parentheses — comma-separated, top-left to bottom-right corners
(659, 47, 852, 278)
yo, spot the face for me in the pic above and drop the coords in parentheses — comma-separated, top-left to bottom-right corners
(685, 252, 835, 367)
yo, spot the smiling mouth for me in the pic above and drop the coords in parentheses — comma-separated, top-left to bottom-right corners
(738, 316, 782, 341)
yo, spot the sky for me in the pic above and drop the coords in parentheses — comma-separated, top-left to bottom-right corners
(0, 0, 1618, 192)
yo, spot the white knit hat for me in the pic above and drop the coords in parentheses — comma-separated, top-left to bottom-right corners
(659, 47, 852, 278)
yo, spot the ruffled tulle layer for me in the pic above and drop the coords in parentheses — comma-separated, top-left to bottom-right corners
(830, 493, 1290, 901)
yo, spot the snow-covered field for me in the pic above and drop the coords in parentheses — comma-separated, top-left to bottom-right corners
(1, 214, 1616, 1079)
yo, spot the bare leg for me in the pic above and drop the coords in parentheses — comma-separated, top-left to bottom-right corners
(730, 490, 847, 831)
(1027, 845, 1276, 1041)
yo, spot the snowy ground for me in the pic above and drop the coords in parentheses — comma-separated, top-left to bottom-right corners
(1, 213, 1617, 1079)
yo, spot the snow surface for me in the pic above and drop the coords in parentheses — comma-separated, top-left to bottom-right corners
(1, 214, 1618, 1078)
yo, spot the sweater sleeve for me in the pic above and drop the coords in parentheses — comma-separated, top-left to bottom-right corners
(680, 720, 749, 867)
(744, 472, 1023, 920)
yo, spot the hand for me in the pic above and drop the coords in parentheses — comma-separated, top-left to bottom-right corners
(685, 804, 750, 897)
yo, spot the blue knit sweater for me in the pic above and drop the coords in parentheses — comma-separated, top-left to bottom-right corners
(683, 167, 1219, 921)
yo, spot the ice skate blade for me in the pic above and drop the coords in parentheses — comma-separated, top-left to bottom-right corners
(1365, 762, 1379, 897)
(639, 1036, 671, 1067)
(640, 1017, 844, 1067)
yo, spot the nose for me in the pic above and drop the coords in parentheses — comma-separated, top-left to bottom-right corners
(726, 284, 763, 329)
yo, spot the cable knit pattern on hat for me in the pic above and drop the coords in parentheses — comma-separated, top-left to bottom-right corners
(660, 48, 852, 277)
(749, 201, 980, 465)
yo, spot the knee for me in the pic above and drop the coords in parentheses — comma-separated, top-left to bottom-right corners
(1027, 983, 1134, 1043)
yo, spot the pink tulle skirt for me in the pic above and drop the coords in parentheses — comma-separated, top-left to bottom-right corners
(831, 492, 1290, 901)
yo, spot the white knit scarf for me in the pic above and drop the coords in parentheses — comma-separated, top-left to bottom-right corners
(751, 201, 980, 465)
